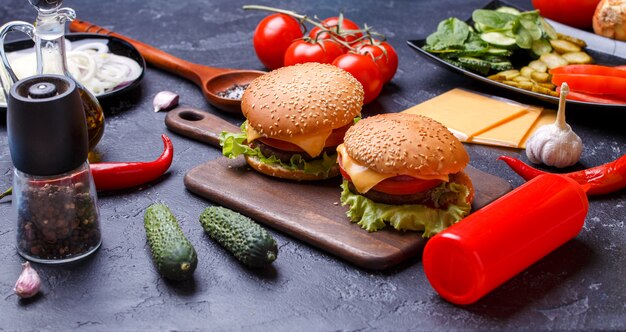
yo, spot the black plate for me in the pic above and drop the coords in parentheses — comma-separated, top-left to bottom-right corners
(407, 0, 626, 109)
(1, 33, 145, 108)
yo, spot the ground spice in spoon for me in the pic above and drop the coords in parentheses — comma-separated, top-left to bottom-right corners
(217, 83, 249, 100)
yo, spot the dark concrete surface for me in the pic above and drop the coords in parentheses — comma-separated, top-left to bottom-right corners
(1, 0, 625, 331)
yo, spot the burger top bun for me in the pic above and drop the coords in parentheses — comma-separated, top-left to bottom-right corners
(241, 63, 364, 140)
(343, 113, 469, 177)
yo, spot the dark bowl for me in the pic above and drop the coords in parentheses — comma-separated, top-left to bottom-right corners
(1, 32, 146, 109)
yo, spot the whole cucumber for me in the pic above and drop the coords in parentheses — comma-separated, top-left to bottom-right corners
(144, 203, 198, 280)
(199, 206, 277, 268)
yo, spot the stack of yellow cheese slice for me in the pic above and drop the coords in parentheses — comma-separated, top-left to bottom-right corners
(403, 88, 555, 149)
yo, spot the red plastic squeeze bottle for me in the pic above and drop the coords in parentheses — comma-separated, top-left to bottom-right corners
(422, 173, 588, 305)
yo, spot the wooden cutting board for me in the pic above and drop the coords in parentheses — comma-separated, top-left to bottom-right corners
(166, 107, 513, 270)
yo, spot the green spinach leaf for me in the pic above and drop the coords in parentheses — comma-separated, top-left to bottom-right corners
(472, 9, 517, 29)
(426, 17, 470, 48)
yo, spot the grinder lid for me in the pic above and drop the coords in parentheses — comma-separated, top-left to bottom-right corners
(8, 74, 88, 176)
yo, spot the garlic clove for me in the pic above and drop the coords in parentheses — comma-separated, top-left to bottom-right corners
(14, 261, 41, 299)
(153, 91, 179, 112)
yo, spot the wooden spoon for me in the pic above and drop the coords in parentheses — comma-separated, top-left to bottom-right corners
(70, 20, 265, 114)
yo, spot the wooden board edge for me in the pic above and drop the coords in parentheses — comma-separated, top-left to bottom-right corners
(183, 164, 424, 270)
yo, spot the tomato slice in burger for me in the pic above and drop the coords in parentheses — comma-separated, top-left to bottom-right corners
(257, 137, 305, 152)
(373, 176, 442, 195)
(339, 160, 442, 195)
(257, 123, 352, 152)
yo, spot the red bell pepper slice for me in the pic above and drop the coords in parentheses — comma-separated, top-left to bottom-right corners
(550, 64, 626, 78)
(557, 86, 626, 104)
(552, 74, 626, 98)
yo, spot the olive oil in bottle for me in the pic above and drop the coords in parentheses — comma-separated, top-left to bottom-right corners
(34, 3, 105, 150)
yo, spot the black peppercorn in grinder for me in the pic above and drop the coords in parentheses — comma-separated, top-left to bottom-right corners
(8, 74, 102, 264)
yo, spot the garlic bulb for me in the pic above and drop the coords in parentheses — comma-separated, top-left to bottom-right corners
(525, 83, 583, 168)
(14, 262, 41, 299)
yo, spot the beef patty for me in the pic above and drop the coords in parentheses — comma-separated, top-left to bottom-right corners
(249, 140, 337, 163)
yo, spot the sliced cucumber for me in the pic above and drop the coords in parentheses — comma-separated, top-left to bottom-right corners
(457, 56, 491, 67)
(442, 58, 465, 69)
(461, 64, 490, 75)
(490, 61, 514, 71)
(452, 49, 489, 57)
(481, 32, 516, 47)
(482, 55, 508, 63)
(496, 6, 521, 16)
(486, 48, 512, 56)
(457, 57, 491, 74)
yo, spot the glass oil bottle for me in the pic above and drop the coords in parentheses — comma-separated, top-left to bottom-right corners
(0, 0, 105, 150)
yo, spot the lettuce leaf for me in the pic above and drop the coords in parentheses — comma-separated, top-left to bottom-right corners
(340, 180, 471, 237)
(218, 122, 337, 177)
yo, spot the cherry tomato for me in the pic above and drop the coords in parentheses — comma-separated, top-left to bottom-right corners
(339, 160, 442, 195)
(332, 53, 382, 104)
(309, 17, 363, 45)
(257, 123, 352, 153)
(283, 39, 345, 66)
(253, 14, 303, 70)
(358, 40, 398, 83)
(532, 0, 600, 29)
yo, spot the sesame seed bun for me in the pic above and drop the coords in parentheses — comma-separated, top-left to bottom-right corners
(343, 113, 469, 177)
(245, 155, 340, 181)
(241, 62, 364, 140)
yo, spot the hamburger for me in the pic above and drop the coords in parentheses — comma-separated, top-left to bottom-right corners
(337, 113, 474, 237)
(220, 62, 364, 180)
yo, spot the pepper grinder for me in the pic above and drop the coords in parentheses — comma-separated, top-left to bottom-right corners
(8, 74, 102, 264)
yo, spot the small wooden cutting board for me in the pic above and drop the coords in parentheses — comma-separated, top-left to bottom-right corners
(167, 107, 513, 270)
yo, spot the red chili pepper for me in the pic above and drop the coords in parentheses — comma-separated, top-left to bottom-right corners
(498, 155, 626, 196)
(90, 134, 174, 191)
